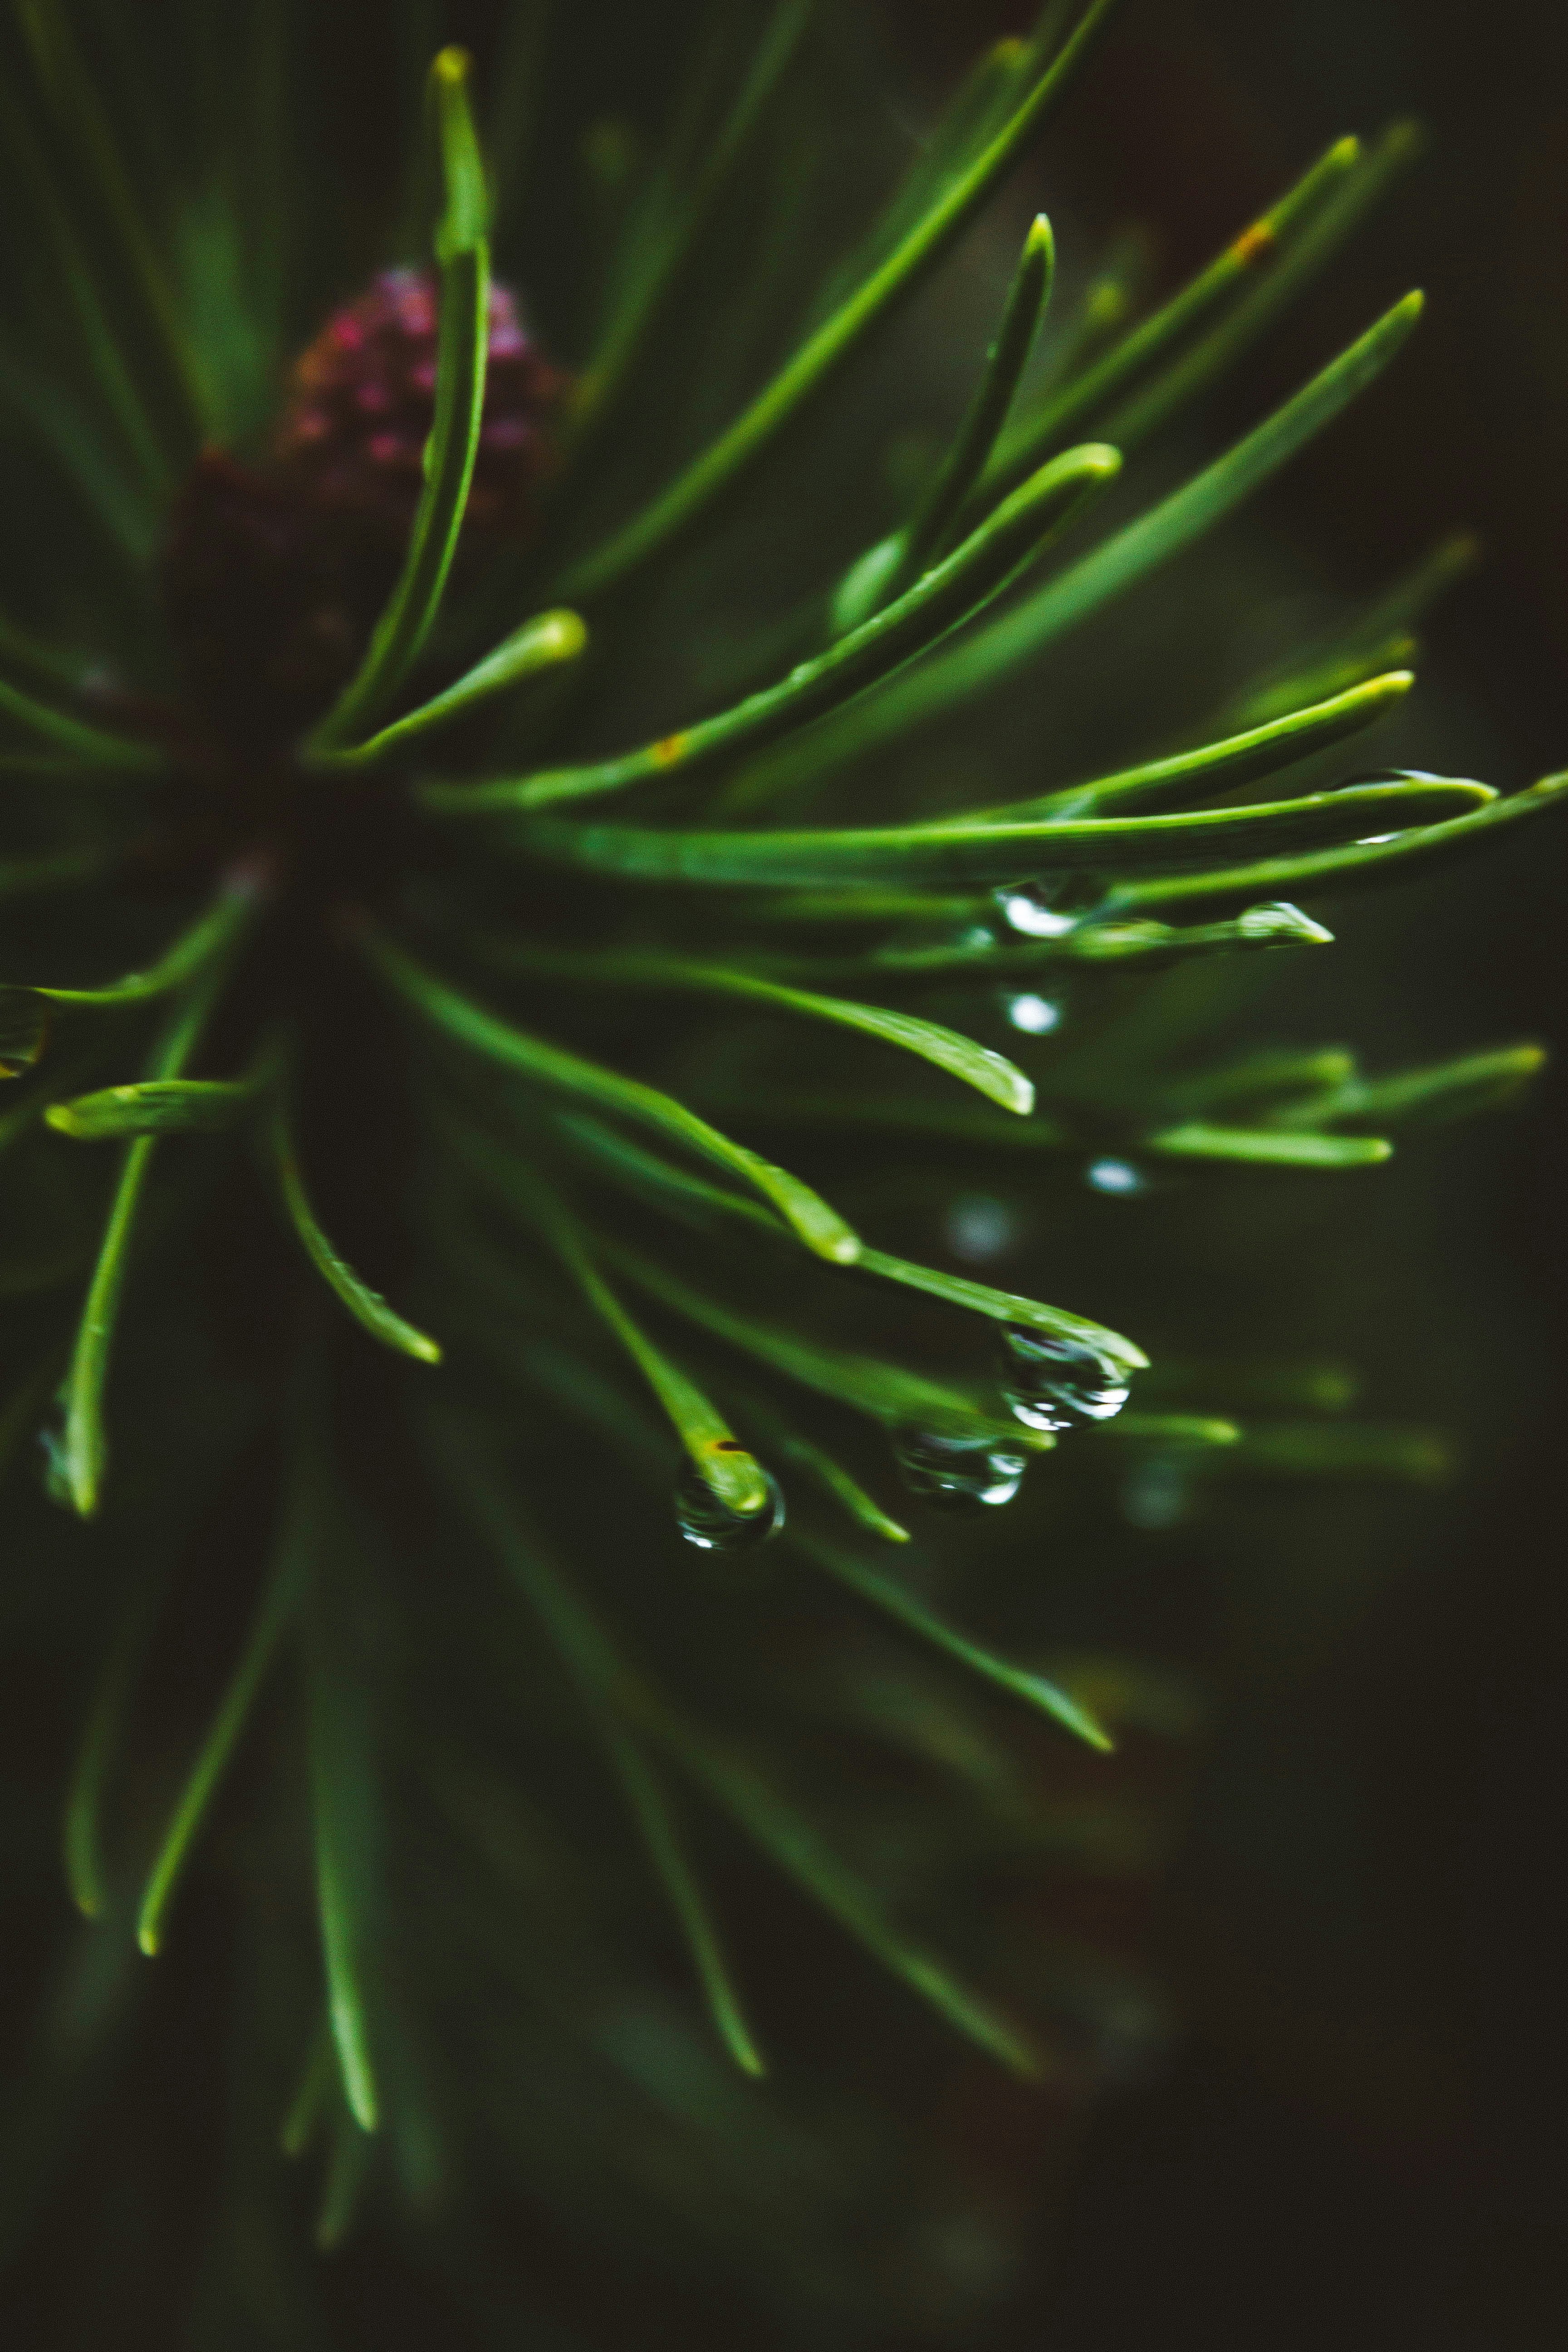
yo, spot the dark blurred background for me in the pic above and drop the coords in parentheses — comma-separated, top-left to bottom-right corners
(882, 5, 1567, 2345)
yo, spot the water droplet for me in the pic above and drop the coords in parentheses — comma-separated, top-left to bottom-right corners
(1120, 1455, 1189, 1530)
(992, 879, 1081, 938)
(1001, 990, 1062, 1035)
(1085, 1157, 1146, 1196)
(944, 1194, 1019, 1265)
(1235, 901, 1330, 943)
(1339, 768, 1445, 786)
(34, 1397, 79, 1509)
(1338, 771, 1443, 848)
(888, 915, 996, 958)
(956, 922, 998, 953)
(999, 1326, 1130, 1434)
(892, 1430, 1029, 1513)
(673, 1461, 784, 1553)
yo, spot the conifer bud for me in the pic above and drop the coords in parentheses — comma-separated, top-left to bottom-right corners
(276, 266, 567, 534)
(163, 270, 567, 748)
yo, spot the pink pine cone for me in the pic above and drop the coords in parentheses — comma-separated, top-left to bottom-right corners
(277, 266, 568, 533)
(163, 270, 569, 747)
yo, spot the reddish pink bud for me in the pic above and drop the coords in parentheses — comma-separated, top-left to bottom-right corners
(162, 267, 570, 749)
(274, 266, 568, 538)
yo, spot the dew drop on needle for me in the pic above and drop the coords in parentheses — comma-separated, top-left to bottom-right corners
(999, 1326, 1131, 1435)
(891, 1430, 1029, 1513)
(1001, 991, 1062, 1035)
(673, 1461, 785, 1553)
(992, 879, 1080, 939)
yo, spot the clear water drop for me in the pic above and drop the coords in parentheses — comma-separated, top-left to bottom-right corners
(1001, 990, 1062, 1035)
(944, 1193, 1019, 1265)
(1340, 771, 1444, 849)
(999, 1325, 1130, 1434)
(37, 1417, 73, 1509)
(1235, 901, 1330, 943)
(955, 921, 999, 953)
(992, 879, 1080, 938)
(1085, 1156, 1146, 1196)
(891, 1430, 1029, 1513)
(673, 1461, 785, 1553)
(887, 915, 997, 960)
(1120, 1454, 1189, 1531)
(1338, 768, 1445, 786)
